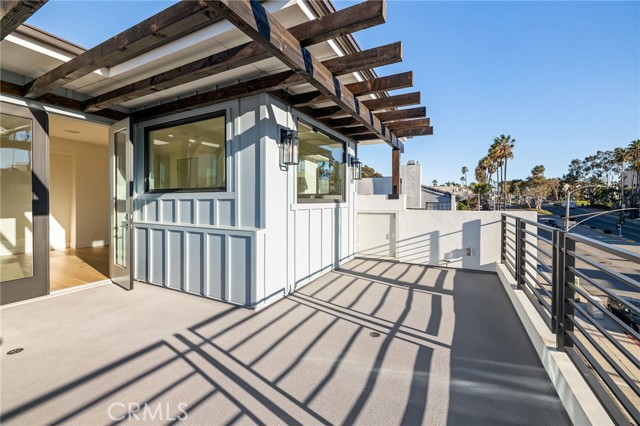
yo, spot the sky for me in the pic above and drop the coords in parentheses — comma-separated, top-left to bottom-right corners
(26, 0, 640, 184)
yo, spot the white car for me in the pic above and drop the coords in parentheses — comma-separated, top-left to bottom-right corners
(561, 201, 576, 208)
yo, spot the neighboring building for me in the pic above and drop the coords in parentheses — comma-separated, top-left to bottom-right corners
(0, 1, 432, 306)
(357, 160, 457, 210)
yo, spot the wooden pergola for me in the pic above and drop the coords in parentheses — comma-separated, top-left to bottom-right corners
(0, 0, 433, 196)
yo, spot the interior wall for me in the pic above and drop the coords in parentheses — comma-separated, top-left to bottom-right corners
(49, 152, 75, 249)
(50, 136, 109, 249)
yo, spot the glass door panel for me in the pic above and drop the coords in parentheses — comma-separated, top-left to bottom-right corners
(0, 103, 49, 304)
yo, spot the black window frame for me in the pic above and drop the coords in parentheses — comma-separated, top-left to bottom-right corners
(143, 111, 227, 193)
(296, 119, 347, 204)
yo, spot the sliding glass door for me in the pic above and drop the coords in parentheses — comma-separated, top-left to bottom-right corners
(0, 102, 49, 304)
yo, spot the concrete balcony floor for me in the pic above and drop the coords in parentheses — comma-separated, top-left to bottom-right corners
(1, 259, 570, 425)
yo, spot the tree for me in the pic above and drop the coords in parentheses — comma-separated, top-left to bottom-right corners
(527, 165, 548, 210)
(628, 139, 640, 206)
(432, 179, 438, 186)
(469, 182, 492, 210)
(461, 166, 468, 187)
(362, 164, 383, 178)
(491, 134, 515, 210)
(613, 147, 629, 207)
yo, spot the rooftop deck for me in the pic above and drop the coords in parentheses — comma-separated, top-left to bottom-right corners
(0, 259, 570, 425)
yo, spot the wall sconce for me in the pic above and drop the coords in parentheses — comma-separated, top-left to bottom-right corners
(280, 128, 299, 166)
(351, 157, 363, 180)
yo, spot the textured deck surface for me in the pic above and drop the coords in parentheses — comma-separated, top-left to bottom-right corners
(1, 259, 570, 425)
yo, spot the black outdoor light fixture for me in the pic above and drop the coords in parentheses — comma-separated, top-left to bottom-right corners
(280, 128, 299, 166)
(351, 156, 363, 180)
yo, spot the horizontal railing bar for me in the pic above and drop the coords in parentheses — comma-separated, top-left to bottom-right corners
(568, 300, 640, 370)
(523, 238, 553, 259)
(565, 346, 633, 426)
(567, 232, 640, 263)
(566, 331, 640, 423)
(523, 228, 552, 245)
(569, 250, 640, 293)
(505, 242, 517, 255)
(504, 253, 516, 268)
(505, 234, 517, 245)
(523, 258, 553, 286)
(522, 274, 552, 311)
(567, 314, 640, 396)
(522, 284, 553, 327)
(502, 213, 557, 232)
(505, 261, 516, 278)
(567, 280, 640, 341)
(523, 264, 553, 297)
(568, 265, 640, 317)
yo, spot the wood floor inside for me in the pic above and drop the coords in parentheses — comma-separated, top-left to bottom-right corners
(50, 246, 109, 291)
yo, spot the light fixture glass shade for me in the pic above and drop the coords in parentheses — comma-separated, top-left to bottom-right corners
(351, 157, 363, 180)
(280, 128, 299, 165)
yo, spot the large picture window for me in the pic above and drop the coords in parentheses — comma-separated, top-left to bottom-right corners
(146, 113, 226, 191)
(296, 121, 345, 202)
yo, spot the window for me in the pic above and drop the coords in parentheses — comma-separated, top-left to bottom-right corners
(296, 121, 345, 202)
(146, 113, 226, 191)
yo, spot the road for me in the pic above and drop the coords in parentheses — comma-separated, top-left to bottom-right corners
(545, 205, 640, 242)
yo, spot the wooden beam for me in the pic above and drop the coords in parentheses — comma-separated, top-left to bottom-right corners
(392, 148, 401, 195)
(131, 43, 403, 121)
(352, 125, 433, 140)
(341, 118, 430, 136)
(327, 107, 427, 128)
(84, 1, 386, 112)
(290, 71, 412, 107)
(1, 80, 127, 121)
(320, 41, 402, 76)
(312, 91, 421, 119)
(0, 0, 47, 41)
(386, 118, 430, 130)
(391, 126, 434, 137)
(375, 107, 426, 123)
(205, 0, 402, 148)
(23, 1, 223, 99)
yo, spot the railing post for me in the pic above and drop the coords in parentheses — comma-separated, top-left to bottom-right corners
(516, 217, 526, 290)
(557, 233, 575, 351)
(551, 229, 559, 333)
(501, 215, 506, 264)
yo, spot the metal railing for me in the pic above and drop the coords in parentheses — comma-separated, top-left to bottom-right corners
(425, 202, 451, 210)
(501, 213, 640, 425)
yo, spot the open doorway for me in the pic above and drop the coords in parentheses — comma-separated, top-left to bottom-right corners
(49, 115, 110, 291)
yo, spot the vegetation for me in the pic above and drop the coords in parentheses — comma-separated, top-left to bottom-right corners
(362, 164, 383, 178)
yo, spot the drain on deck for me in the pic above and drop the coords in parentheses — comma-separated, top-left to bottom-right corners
(7, 348, 23, 355)
(369, 332, 381, 338)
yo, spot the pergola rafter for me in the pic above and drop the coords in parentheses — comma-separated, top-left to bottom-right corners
(83, 0, 386, 112)
(204, 0, 403, 149)
(0, 0, 47, 41)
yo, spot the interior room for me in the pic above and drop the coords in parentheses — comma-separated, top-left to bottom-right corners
(48, 114, 110, 291)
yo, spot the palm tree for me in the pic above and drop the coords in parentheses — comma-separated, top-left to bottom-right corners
(461, 166, 468, 187)
(613, 147, 629, 207)
(470, 182, 492, 210)
(492, 134, 516, 210)
(628, 140, 640, 206)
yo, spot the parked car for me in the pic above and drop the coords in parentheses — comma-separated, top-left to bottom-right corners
(607, 297, 640, 332)
(546, 219, 559, 228)
(561, 201, 576, 208)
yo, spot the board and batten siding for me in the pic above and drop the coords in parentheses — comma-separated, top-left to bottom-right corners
(131, 94, 356, 308)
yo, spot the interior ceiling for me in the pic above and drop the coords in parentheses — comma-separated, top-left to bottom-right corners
(49, 114, 108, 145)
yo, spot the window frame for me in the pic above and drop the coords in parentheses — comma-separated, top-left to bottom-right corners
(296, 119, 347, 204)
(143, 111, 227, 193)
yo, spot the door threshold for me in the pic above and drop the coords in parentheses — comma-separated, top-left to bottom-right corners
(1, 280, 111, 310)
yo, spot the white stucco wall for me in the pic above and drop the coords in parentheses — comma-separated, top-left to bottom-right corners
(357, 194, 537, 271)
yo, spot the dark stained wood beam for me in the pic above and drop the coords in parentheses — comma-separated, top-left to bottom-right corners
(0, 80, 127, 121)
(312, 91, 421, 119)
(375, 106, 426, 123)
(84, 1, 386, 112)
(23, 1, 223, 99)
(0, 0, 47, 41)
(321, 41, 401, 76)
(341, 119, 431, 137)
(386, 117, 430, 130)
(392, 148, 401, 195)
(322, 107, 428, 129)
(206, 0, 402, 148)
(391, 126, 434, 137)
(289, 71, 412, 107)
(131, 44, 403, 121)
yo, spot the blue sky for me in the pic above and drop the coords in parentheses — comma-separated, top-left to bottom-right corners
(27, 1, 639, 184)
